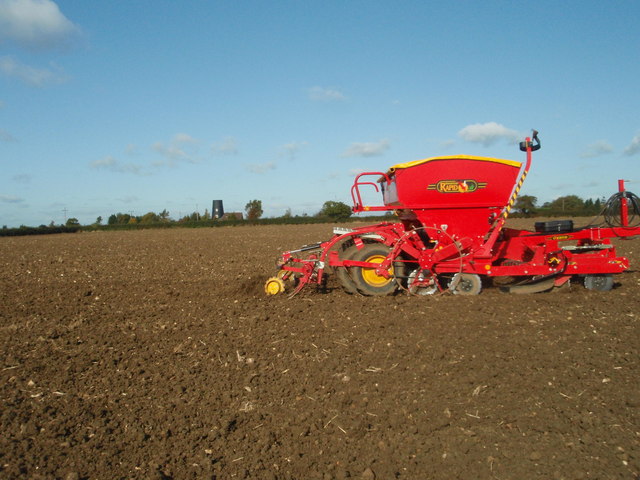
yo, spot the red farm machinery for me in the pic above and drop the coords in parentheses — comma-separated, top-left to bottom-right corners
(265, 131, 640, 297)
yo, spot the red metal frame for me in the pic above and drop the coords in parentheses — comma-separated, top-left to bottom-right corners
(273, 135, 640, 295)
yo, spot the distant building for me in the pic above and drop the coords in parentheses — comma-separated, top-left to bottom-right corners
(212, 200, 224, 219)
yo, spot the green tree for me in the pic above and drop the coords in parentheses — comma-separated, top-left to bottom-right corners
(66, 218, 80, 226)
(544, 195, 585, 215)
(95, 216, 103, 225)
(245, 199, 263, 220)
(159, 209, 170, 222)
(318, 201, 352, 219)
(584, 198, 603, 215)
(594, 198, 602, 212)
(177, 212, 200, 222)
(513, 195, 538, 217)
(140, 212, 160, 224)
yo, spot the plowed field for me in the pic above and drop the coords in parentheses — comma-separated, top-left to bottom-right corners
(1, 221, 639, 480)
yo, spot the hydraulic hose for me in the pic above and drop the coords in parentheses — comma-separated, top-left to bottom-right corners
(603, 191, 640, 227)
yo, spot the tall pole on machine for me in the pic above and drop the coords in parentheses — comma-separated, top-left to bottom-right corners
(502, 130, 538, 220)
(477, 131, 540, 257)
(619, 179, 629, 227)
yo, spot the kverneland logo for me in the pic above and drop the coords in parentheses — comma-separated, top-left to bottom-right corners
(428, 179, 487, 193)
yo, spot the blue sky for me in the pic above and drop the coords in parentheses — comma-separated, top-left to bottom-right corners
(1, 0, 639, 227)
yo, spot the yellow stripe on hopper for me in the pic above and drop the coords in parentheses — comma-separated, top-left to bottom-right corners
(389, 155, 522, 172)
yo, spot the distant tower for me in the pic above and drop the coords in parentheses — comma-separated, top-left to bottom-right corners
(212, 200, 224, 219)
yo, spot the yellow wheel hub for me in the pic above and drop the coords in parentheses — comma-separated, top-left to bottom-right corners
(264, 277, 286, 295)
(361, 254, 393, 287)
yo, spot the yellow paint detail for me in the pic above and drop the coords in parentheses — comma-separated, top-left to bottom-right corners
(264, 277, 285, 295)
(361, 254, 393, 287)
(484, 264, 491, 270)
(389, 155, 522, 172)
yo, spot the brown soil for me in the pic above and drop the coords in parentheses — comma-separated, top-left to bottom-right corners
(1, 221, 639, 480)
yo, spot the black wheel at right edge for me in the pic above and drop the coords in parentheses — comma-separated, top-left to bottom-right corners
(584, 274, 614, 291)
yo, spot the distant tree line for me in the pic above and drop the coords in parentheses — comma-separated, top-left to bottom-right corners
(512, 194, 606, 217)
(1, 194, 612, 237)
(103, 200, 355, 226)
(107, 209, 172, 225)
(0, 224, 81, 237)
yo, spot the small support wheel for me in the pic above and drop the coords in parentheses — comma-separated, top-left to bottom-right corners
(264, 277, 286, 295)
(449, 273, 482, 295)
(584, 274, 614, 291)
(407, 269, 440, 295)
(350, 244, 401, 296)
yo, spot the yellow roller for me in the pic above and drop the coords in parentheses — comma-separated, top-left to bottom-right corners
(264, 277, 286, 295)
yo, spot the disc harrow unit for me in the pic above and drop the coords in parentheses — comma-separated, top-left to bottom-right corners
(265, 132, 640, 297)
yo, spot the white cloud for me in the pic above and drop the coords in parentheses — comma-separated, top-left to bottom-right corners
(173, 132, 197, 144)
(152, 142, 189, 163)
(90, 155, 143, 175)
(308, 86, 346, 102)
(92, 134, 202, 175)
(211, 136, 238, 155)
(342, 139, 390, 157)
(624, 132, 640, 156)
(152, 133, 200, 164)
(580, 140, 614, 158)
(0, 0, 80, 50)
(90, 156, 116, 169)
(0, 55, 68, 86)
(458, 122, 521, 146)
(280, 141, 307, 160)
(0, 128, 16, 142)
(125, 143, 139, 155)
(0, 194, 24, 203)
(246, 161, 276, 174)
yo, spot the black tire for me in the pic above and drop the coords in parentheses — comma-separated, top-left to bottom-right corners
(584, 274, 614, 291)
(335, 243, 359, 294)
(350, 244, 400, 296)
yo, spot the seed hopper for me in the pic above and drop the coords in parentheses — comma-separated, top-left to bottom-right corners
(265, 132, 640, 296)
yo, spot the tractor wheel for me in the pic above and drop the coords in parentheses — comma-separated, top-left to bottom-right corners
(449, 273, 482, 295)
(584, 274, 614, 291)
(349, 244, 400, 296)
(335, 243, 359, 294)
